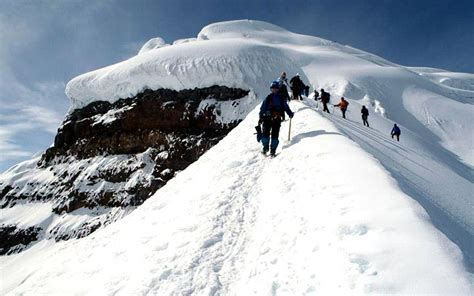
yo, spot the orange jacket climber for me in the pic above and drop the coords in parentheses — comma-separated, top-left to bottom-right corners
(335, 97, 349, 110)
(334, 97, 349, 119)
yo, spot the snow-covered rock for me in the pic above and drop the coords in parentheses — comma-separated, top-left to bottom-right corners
(0, 86, 249, 254)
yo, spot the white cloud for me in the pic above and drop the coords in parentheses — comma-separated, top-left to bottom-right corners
(0, 124, 35, 162)
(0, 75, 67, 171)
(0, 0, 127, 172)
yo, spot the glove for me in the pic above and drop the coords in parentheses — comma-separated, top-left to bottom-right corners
(289, 112, 294, 119)
(258, 118, 263, 125)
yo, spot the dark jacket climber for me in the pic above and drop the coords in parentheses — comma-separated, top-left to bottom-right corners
(361, 105, 369, 127)
(320, 89, 330, 113)
(391, 124, 401, 141)
(259, 81, 294, 156)
(290, 74, 304, 100)
(334, 97, 349, 119)
(304, 85, 310, 97)
(313, 89, 320, 101)
(277, 72, 290, 101)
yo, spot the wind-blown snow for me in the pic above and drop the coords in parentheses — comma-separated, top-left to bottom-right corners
(1, 102, 472, 295)
(137, 37, 169, 55)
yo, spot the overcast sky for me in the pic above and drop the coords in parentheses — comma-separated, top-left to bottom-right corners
(0, 0, 473, 172)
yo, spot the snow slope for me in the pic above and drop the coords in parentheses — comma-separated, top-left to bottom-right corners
(1, 102, 472, 295)
(65, 20, 473, 167)
(2, 19, 473, 294)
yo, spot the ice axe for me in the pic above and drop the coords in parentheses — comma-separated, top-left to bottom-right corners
(255, 124, 262, 142)
(287, 118, 292, 141)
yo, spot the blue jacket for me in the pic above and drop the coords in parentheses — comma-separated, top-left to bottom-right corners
(259, 93, 294, 119)
(391, 125, 401, 135)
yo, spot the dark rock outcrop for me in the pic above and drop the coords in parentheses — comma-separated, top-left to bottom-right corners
(0, 85, 250, 254)
(42, 86, 249, 163)
(0, 225, 41, 255)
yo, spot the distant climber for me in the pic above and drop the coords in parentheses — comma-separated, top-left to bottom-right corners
(290, 73, 304, 101)
(303, 85, 310, 97)
(334, 97, 349, 119)
(320, 88, 330, 113)
(313, 89, 320, 101)
(278, 71, 289, 86)
(361, 105, 369, 127)
(259, 81, 294, 156)
(277, 71, 290, 101)
(391, 124, 401, 141)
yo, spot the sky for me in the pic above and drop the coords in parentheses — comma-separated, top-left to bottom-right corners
(0, 0, 473, 172)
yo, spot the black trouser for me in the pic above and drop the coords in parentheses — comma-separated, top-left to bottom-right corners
(362, 115, 369, 127)
(292, 88, 301, 100)
(261, 117, 282, 153)
(322, 102, 330, 113)
(392, 133, 400, 141)
(341, 108, 347, 119)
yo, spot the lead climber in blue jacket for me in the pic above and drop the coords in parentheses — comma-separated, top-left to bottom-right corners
(259, 81, 294, 156)
(391, 123, 401, 141)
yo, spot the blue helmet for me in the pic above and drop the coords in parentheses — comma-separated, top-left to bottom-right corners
(270, 80, 280, 89)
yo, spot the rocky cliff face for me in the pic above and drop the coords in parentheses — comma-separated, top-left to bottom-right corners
(0, 86, 250, 254)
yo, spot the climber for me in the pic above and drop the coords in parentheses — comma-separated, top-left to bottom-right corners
(334, 97, 349, 119)
(361, 105, 369, 127)
(290, 73, 304, 101)
(391, 124, 401, 141)
(320, 88, 330, 113)
(277, 71, 290, 101)
(303, 85, 310, 97)
(259, 81, 294, 156)
(313, 89, 320, 101)
(277, 71, 289, 86)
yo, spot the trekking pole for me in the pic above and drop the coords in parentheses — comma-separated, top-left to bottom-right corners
(287, 118, 292, 141)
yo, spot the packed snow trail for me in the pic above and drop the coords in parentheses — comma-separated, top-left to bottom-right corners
(2, 102, 472, 295)
(304, 97, 474, 270)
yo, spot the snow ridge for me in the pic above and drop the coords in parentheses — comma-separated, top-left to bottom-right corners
(2, 102, 472, 295)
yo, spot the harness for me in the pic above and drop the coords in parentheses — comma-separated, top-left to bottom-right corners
(265, 94, 284, 120)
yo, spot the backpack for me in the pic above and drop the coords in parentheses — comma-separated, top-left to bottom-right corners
(279, 84, 289, 100)
(304, 85, 309, 97)
(321, 92, 330, 103)
(264, 94, 285, 120)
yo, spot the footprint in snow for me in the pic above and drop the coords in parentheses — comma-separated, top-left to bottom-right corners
(349, 254, 378, 276)
(226, 161, 242, 169)
(202, 232, 224, 248)
(180, 225, 198, 232)
(154, 242, 169, 251)
(338, 224, 368, 238)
